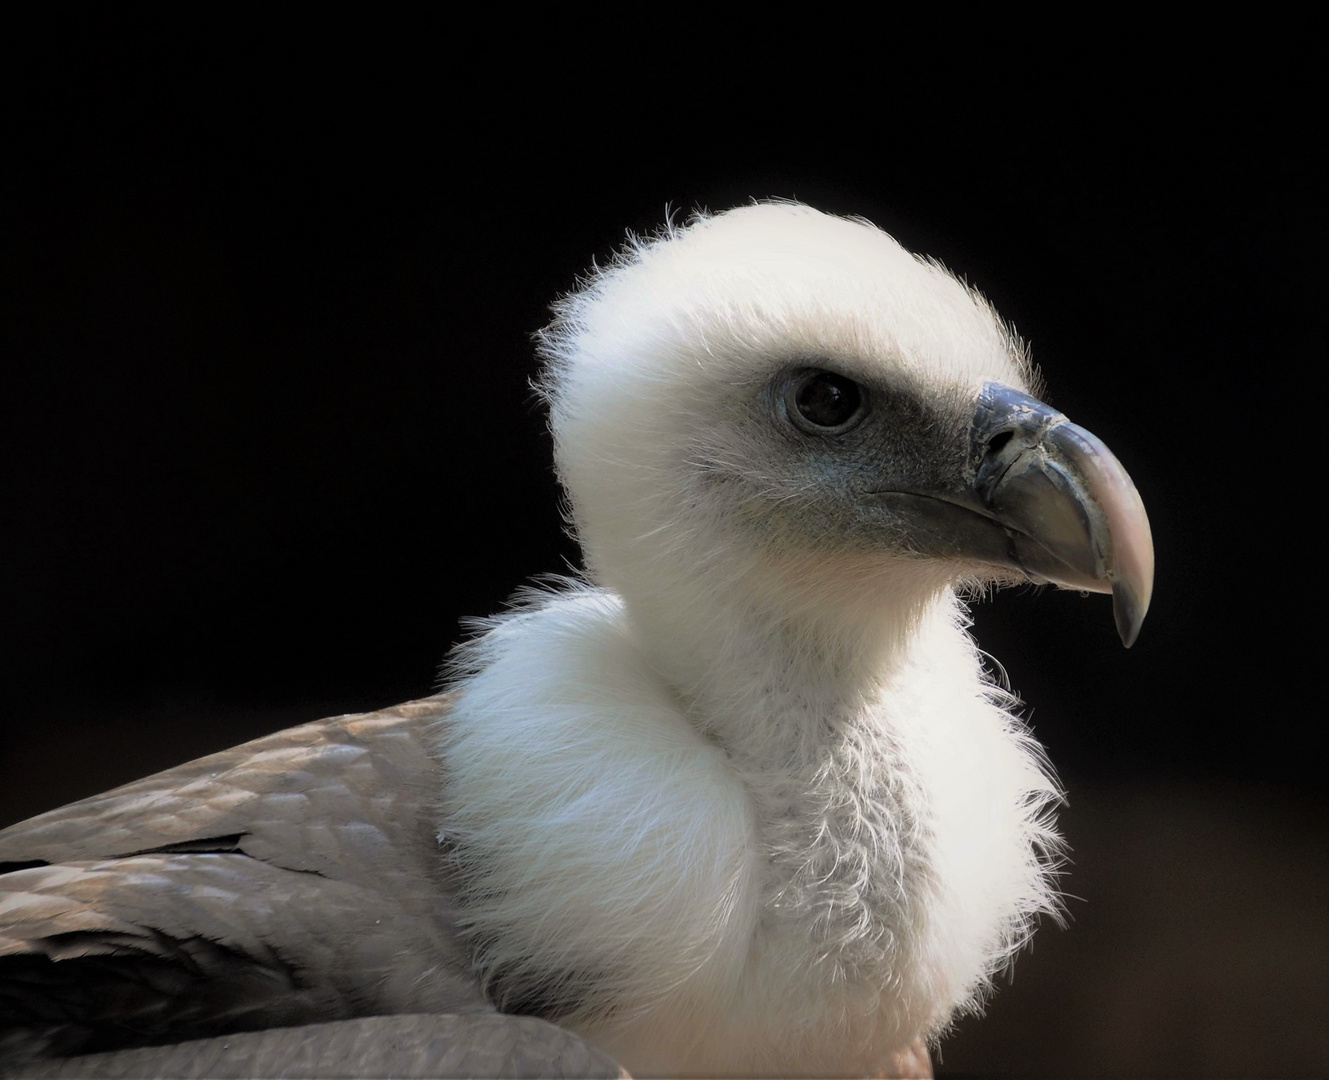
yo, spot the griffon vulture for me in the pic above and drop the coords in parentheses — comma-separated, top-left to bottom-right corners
(0, 203, 1153, 1078)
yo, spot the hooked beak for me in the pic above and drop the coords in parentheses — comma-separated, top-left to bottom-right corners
(874, 382, 1154, 647)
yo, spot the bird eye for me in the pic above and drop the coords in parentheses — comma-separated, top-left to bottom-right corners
(788, 371, 867, 433)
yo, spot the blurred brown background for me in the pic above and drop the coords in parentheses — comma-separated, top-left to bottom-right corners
(1, 23, 1322, 1077)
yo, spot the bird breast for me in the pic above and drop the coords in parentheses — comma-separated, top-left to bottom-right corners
(437, 585, 1060, 1075)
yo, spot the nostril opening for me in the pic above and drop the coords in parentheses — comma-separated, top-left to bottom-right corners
(987, 430, 1014, 457)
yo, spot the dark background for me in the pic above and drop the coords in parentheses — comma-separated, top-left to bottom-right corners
(2, 28, 1322, 1076)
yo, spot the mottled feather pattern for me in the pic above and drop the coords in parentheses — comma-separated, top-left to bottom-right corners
(0, 701, 488, 1064)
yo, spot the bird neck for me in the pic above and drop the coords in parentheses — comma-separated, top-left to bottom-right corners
(618, 558, 962, 1006)
(622, 555, 953, 771)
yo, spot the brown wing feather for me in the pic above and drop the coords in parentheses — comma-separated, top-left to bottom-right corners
(0, 697, 493, 1064)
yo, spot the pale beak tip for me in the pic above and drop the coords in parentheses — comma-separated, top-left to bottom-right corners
(1113, 579, 1145, 648)
(1110, 525, 1154, 648)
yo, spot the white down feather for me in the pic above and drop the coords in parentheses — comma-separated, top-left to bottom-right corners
(437, 203, 1062, 1077)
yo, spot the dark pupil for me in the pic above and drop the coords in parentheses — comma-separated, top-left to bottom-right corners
(796, 373, 861, 428)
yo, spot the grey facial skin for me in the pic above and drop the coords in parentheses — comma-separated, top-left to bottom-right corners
(718, 366, 1152, 648)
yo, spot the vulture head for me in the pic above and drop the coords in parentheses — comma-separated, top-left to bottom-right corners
(542, 203, 1149, 671)
(442, 202, 1154, 1076)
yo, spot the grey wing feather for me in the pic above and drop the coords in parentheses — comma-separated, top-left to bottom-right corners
(4, 1014, 628, 1079)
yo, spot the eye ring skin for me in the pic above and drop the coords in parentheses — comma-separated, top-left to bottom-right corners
(781, 369, 870, 435)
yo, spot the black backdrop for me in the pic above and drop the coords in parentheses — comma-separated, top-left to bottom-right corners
(2, 27, 1323, 1077)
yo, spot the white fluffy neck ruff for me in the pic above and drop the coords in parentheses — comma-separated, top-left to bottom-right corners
(438, 205, 1062, 1075)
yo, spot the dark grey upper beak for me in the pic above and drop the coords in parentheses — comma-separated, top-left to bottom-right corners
(873, 382, 1154, 646)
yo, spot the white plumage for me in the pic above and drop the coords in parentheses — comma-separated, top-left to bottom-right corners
(437, 203, 1151, 1076)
